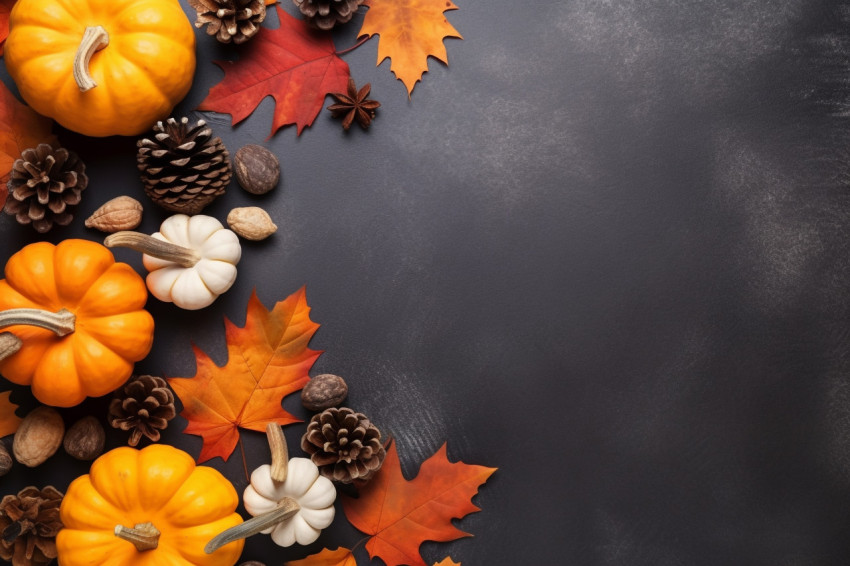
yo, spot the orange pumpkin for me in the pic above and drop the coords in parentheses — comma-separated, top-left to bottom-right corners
(0, 239, 154, 407)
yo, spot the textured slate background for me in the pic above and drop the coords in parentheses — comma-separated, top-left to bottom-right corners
(3, 0, 850, 564)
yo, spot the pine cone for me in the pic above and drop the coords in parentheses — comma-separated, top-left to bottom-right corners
(4, 144, 87, 233)
(108, 375, 176, 446)
(0, 486, 63, 566)
(137, 117, 231, 215)
(189, 0, 266, 44)
(292, 0, 363, 30)
(301, 407, 386, 483)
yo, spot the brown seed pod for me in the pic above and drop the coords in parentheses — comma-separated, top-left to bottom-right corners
(301, 373, 348, 411)
(12, 406, 64, 467)
(234, 145, 280, 195)
(63, 416, 105, 461)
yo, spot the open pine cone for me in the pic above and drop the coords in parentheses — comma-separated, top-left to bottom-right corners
(0, 486, 63, 566)
(301, 407, 386, 483)
(189, 0, 266, 44)
(4, 144, 87, 233)
(292, 0, 363, 30)
(108, 375, 176, 446)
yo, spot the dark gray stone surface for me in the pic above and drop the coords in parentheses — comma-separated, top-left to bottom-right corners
(3, 0, 850, 564)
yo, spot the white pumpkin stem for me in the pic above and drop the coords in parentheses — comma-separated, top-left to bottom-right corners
(105, 232, 201, 268)
(74, 25, 109, 92)
(0, 333, 21, 361)
(267, 422, 289, 482)
(204, 497, 300, 554)
(0, 308, 76, 340)
(114, 522, 160, 551)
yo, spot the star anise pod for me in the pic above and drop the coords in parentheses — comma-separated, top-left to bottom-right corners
(328, 78, 380, 131)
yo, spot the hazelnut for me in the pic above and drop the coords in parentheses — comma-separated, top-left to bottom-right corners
(234, 145, 280, 195)
(64, 416, 105, 461)
(301, 374, 348, 411)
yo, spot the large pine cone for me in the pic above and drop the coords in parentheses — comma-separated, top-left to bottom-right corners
(292, 0, 363, 30)
(301, 407, 386, 483)
(0, 486, 63, 566)
(4, 144, 87, 233)
(137, 117, 231, 214)
(189, 0, 266, 44)
(108, 375, 176, 446)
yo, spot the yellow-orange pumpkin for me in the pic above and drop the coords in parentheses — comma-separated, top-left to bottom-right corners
(57, 444, 244, 566)
(4, 0, 196, 137)
(0, 240, 154, 407)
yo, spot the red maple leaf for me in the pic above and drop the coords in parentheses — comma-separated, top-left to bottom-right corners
(198, 7, 350, 136)
(342, 442, 496, 566)
(0, 0, 15, 56)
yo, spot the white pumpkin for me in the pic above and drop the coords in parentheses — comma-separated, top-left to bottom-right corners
(105, 214, 241, 310)
(243, 459, 336, 547)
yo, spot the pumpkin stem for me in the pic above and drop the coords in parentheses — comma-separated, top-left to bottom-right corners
(0, 308, 76, 350)
(74, 25, 109, 92)
(267, 422, 289, 482)
(0, 333, 21, 362)
(204, 497, 300, 554)
(104, 232, 201, 268)
(114, 522, 160, 552)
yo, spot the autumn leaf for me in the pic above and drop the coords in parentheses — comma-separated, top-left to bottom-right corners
(198, 7, 350, 136)
(168, 288, 321, 463)
(358, 0, 462, 96)
(285, 547, 356, 566)
(434, 560, 460, 566)
(0, 390, 21, 437)
(0, 81, 57, 208)
(0, 0, 15, 56)
(342, 442, 495, 566)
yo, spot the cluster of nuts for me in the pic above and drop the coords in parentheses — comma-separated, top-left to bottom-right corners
(0, 406, 105, 475)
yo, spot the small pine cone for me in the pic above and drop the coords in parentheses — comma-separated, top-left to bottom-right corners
(189, 0, 266, 44)
(292, 0, 364, 30)
(4, 144, 87, 233)
(301, 407, 386, 483)
(137, 117, 231, 215)
(0, 486, 63, 566)
(108, 375, 176, 447)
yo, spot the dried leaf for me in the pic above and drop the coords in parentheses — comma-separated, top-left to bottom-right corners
(0, 0, 15, 56)
(198, 7, 350, 136)
(168, 288, 320, 463)
(358, 0, 462, 95)
(285, 547, 356, 566)
(0, 391, 21, 438)
(434, 560, 461, 566)
(0, 81, 57, 209)
(342, 442, 495, 566)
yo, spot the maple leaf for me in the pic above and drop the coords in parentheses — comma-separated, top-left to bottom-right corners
(0, 81, 57, 208)
(198, 7, 350, 136)
(358, 0, 462, 96)
(0, 0, 15, 56)
(434, 560, 460, 566)
(342, 442, 496, 566)
(0, 390, 21, 437)
(285, 547, 356, 566)
(168, 288, 321, 463)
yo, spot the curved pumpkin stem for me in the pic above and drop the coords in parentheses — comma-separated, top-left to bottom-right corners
(267, 422, 289, 482)
(115, 522, 160, 551)
(104, 232, 201, 268)
(74, 26, 109, 92)
(204, 497, 300, 554)
(0, 308, 75, 337)
(0, 333, 21, 361)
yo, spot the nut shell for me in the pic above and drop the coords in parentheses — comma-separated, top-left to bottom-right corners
(301, 374, 348, 411)
(85, 196, 143, 232)
(63, 416, 105, 461)
(234, 144, 280, 194)
(0, 441, 11, 476)
(227, 206, 277, 241)
(12, 406, 64, 467)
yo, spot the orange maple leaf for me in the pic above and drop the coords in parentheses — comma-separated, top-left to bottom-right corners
(342, 442, 495, 566)
(0, 80, 57, 208)
(198, 7, 350, 136)
(168, 288, 321, 463)
(0, 391, 21, 437)
(434, 559, 460, 566)
(0, 0, 15, 56)
(285, 547, 356, 566)
(358, 0, 462, 96)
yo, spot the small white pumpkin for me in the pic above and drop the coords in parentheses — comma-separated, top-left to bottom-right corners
(105, 214, 241, 310)
(204, 424, 336, 554)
